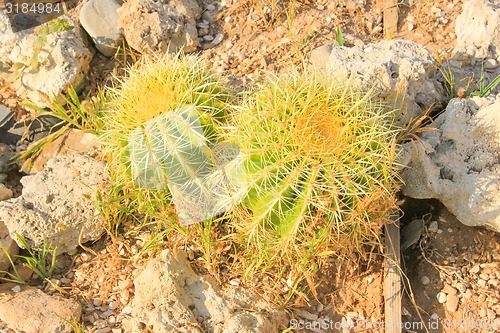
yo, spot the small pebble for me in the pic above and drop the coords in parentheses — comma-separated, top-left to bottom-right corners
(203, 35, 215, 41)
(206, 4, 215, 11)
(421, 275, 430, 285)
(470, 265, 480, 274)
(118, 280, 133, 290)
(94, 299, 103, 307)
(122, 306, 132, 315)
(224, 16, 233, 23)
(478, 279, 487, 287)
(11, 285, 21, 293)
(484, 59, 498, 70)
(95, 328, 111, 333)
(212, 33, 224, 46)
(437, 292, 447, 303)
(317, 4, 325, 10)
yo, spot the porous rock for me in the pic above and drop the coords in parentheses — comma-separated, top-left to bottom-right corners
(118, 0, 201, 54)
(309, 40, 446, 124)
(0, 221, 18, 271)
(0, 13, 93, 107)
(0, 153, 110, 253)
(0, 286, 82, 333)
(80, 0, 123, 57)
(401, 94, 500, 232)
(122, 250, 287, 333)
(454, 0, 500, 60)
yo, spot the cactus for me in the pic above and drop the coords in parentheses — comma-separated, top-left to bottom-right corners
(224, 71, 402, 276)
(100, 53, 232, 216)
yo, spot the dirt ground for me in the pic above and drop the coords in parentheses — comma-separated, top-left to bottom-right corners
(1, 0, 499, 332)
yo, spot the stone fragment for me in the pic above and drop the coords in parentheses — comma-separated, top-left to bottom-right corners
(0, 14, 93, 107)
(401, 95, 500, 232)
(80, 0, 123, 57)
(0, 153, 110, 253)
(0, 286, 82, 333)
(118, 0, 201, 54)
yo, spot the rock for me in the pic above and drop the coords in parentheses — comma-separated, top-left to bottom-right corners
(212, 33, 224, 46)
(437, 292, 447, 303)
(0, 13, 93, 107)
(0, 286, 82, 333)
(0, 144, 15, 173)
(0, 221, 19, 271)
(80, 0, 123, 57)
(118, 0, 201, 54)
(421, 275, 430, 285)
(0, 183, 12, 201)
(0, 153, 110, 253)
(27, 129, 102, 174)
(309, 40, 446, 125)
(401, 94, 500, 232)
(446, 294, 459, 312)
(401, 219, 424, 250)
(122, 250, 287, 333)
(454, 0, 500, 60)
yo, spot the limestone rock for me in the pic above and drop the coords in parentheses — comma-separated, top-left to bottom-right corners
(80, 0, 123, 57)
(0, 286, 82, 333)
(0, 183, 12, 201)
(118, 0, 201, 54)
(0, 13, 93, 107)
(309, 40, 446, 125)
(401, 94, 500, 232)
(454, 0, 500, 60)
(123, 250, 287, 333)
(0, 221, 19, 272)
(0, 153, 110, 253)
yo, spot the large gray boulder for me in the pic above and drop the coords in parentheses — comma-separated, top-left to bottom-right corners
(309, 40, 446, 125)
(0, 13, 93, 107)
(401, 94, 500, 232)
(0, 153, 110, 253)
(123, 250, 288, 333)
(118, 0, 201, 54)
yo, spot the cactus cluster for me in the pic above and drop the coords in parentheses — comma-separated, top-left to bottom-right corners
(101, 53, 402, 283)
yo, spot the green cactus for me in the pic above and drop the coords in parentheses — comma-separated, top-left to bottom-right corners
(224, 71, 402, 277)
(100, 53, 233, 217)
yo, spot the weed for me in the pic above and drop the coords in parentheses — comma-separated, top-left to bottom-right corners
(0, 241, 26, 284)
(470, 65, 500, 97)
(335, 27, 344, 46)
(13, 86, 105, 171)
(15, 234, 58, 280)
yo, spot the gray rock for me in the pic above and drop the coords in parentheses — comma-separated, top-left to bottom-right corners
(118, 0, 201, 54)
(401, 219, 424, 250)
(0, 153, 110, 253)
(0, 286, 82, 333)
(0, 183, 12, 201)
(122, 250, 287, 333)
(401, 94, 500, 232)
(0, 144, 15, 173)
(80, 0, 123, 57)
(454, 0, 500, 60)
(0, 13, 93, 107)
(309, 40, 446, 125)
